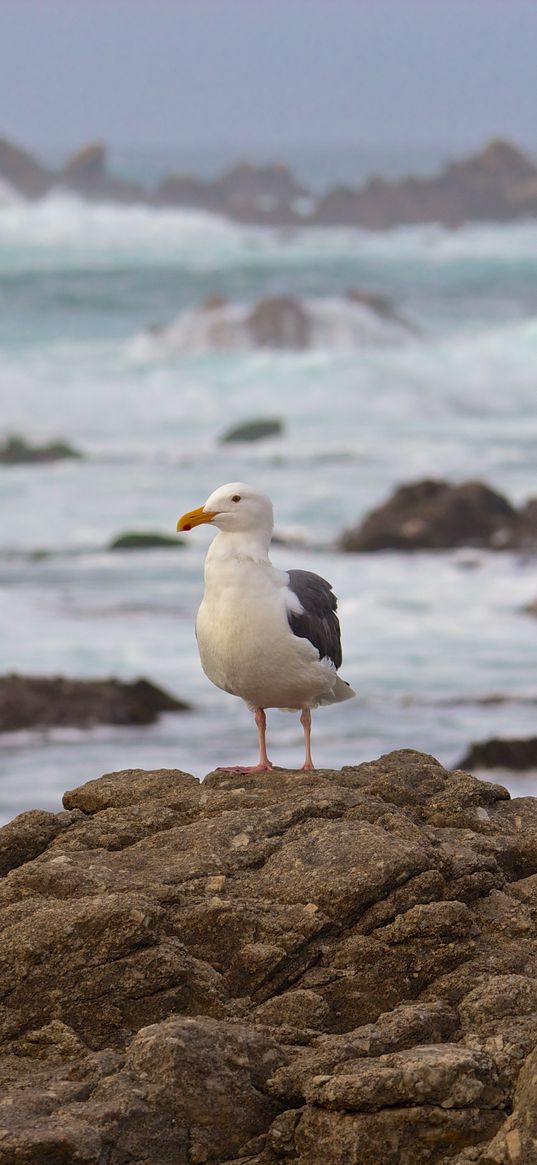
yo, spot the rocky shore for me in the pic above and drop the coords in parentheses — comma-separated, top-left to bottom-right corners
(2, 133, 537, 228)
(1, 750, 537, 1163)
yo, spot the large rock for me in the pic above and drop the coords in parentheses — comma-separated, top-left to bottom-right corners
(340, 478, 537, 552)
(0, 135, 52, 198)
(0, 434, 82, 465)
(314, 138, 537, 229)
(246, 295, 311, 348)
(58, 141, 145, 203)
(2, 749, 537, 1161)
(460, 737, 537, 772)
(156, 160, 306, 218)
(0, 674, 189, 732)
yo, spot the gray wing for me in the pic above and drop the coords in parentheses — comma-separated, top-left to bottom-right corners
(286, 569, 342, 669)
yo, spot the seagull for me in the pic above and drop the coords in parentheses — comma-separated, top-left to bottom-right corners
(177, 482, 355, 772)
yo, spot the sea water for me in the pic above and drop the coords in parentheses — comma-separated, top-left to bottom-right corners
(1, 150, 537, 822)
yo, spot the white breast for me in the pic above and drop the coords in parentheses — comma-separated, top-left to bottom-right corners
(196, 554, 336, 711)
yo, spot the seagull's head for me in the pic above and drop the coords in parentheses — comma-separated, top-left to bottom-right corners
(177, 482, 274, 537)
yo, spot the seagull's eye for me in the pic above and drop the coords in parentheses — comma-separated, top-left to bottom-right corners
(231, 494, 241, 503)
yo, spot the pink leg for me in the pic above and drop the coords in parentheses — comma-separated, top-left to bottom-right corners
(217, 707, 273, 774)
(300, 706, 315, 770)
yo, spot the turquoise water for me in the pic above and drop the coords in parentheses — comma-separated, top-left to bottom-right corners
(1, 155, 537, 820)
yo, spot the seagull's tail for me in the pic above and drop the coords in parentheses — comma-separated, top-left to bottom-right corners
(318, 674, 356, 705)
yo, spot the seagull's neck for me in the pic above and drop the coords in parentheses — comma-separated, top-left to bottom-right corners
(207, 528, 272, 565)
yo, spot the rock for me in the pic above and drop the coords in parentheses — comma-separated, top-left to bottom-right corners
(246, 295, 311, 348)
(0, 135, 52, 198)
(62, 141, 107, 183)
(0, 434, 82, 465)
(0, 674, 190, 732)
(460, 737, 537, 772)
(314, 137, 537, 229)
(219, 417, 285, 443)
(108, 530, 184, 550)
(58, 141, 145, 203)
(340, 479, 532, 552)
(156, 160, 306, 218)
(2, 749, 537, 1162)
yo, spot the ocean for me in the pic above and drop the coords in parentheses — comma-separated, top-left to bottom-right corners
(1, 146, 537, 823)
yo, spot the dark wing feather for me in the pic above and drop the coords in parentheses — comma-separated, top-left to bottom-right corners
(286, 568, 342, 669)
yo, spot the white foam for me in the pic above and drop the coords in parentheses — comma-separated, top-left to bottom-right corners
(126, 295, 411, 359)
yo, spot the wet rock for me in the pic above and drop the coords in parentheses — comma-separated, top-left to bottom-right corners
(219, 417, 285, 443)
(108, 529, 184, 550)
(340, 478, 534, 552)
(0, 674, 190, 732)
(0, 434, 82, 465)
(246, 295, 311, 349)
(0, 750, 537, 1162)
(459, 737, 537, 772)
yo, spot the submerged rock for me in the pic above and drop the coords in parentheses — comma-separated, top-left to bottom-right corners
(2, 749, 537, 1161)
(219, 417, 285, 443)
(340, 478, 537, 552)
(0, 674, 190, 732)
(0, 435, 82, 465)
(108, 530, 184, 550)
(460, 736, 537, 771)
(132, 290, 410, 357)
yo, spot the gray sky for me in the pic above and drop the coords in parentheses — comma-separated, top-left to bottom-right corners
(0, 0, 535, 152)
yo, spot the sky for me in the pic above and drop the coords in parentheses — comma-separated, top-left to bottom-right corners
(0, 0, 535, 153)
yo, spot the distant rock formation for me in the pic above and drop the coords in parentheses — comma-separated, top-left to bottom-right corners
(219, 417, 284, 444)
(2, 750, 537, 1162)
(157, 159, 308, 217)
(108, 530, 184, 551)
(313, 138, 537, 228)
(340, 479, 537, 552)
(0, 136, 52, 199)
(0, 435, 82, 465)
(460, 736, 537, 771)
(0, 674, 189, 732)
(59, 141, 146, 203)
(1, 131, 537, 227)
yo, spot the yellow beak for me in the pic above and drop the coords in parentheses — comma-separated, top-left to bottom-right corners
(176, 505, 218, 532)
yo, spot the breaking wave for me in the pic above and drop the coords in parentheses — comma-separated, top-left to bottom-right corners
(126, 295, 413, 357)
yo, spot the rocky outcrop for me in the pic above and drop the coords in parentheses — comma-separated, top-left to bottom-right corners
(0, 135, 52, 199)
(59, 141, 146, 202)
(340, 479, 537, 552)
(219, 417, 285, 443)
(2, 750, 537, 1162)
(0, 674, 189, 732)
(108, 530, 184, 551)
(2, 132, 536, 228)
(0, 435, 82, 465)
(157, 160, 307, 218)
(460, 737, 537, 771)
(313, 138, 537, 229)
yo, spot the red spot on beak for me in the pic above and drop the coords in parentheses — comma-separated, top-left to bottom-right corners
(183, 524, 191, 531)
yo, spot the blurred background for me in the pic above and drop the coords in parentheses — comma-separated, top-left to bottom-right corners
(1, 0, 536, 822)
